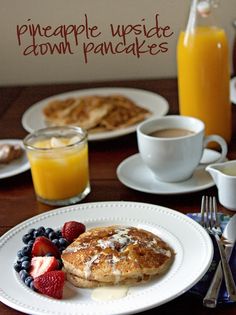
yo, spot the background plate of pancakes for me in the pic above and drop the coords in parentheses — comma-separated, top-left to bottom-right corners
(21, 87, 169, 141)
(0, 201, 213, 315)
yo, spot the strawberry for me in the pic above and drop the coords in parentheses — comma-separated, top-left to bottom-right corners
(34, 270, 65, 299)
(62, 221, 86, 243)
(31, 236, 60, 258)
(30, 256, 59, 279)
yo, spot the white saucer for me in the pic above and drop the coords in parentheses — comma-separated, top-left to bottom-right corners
(117, 149, 222, 195)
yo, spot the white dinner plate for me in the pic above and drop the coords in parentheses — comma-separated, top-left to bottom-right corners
(117, 149, 223, 195)
(230, 77, 236, 104)
(0, 201, 213, 315)
(21, 87, 169, 141)
(0, 139, 30, 179)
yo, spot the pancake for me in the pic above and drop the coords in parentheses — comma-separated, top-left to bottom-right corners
(43, 94, 151, 133)
(43, 96, 113, 130)
(61, 225, 174, 288)
(97, 95, 151, 130)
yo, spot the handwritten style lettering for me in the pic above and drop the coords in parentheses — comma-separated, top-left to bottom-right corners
(16, 15, 101, 56)
(16, 14, 174, 62)
(83, 39, 168, 63)
(83, 14, 172, 63)
(110, 14, 173, 45)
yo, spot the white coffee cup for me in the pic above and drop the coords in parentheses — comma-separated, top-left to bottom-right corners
(137, 115, 228, 182)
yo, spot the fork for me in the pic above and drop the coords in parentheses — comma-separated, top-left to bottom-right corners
(200, 196, 236, 305)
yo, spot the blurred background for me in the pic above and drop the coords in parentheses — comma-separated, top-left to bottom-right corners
(1, 0, 235, 86)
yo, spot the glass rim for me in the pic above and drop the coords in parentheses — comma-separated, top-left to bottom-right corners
(23, 125, 87, 151)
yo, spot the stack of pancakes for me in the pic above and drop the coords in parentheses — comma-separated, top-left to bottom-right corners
(43, 95, 151, 133)
(61, 225, 174, 288)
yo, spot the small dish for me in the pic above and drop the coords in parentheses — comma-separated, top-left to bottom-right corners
(0, 139, 30, 179)
(117, 149, 224, 195)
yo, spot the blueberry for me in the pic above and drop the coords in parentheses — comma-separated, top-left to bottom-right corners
(37, 226, 45, 232)
(48, 231, 57, 240)
(21, 261, 31, 270)
(45, 227, 54, 236)
(17, 249, 23, 258)
(21, 246, 31, 257)
(34, 229, 45, 238)
(33, 230, 41, 238)
(59, 238, 69, 247)
(36, 226, 46, 236)
(52, 239, 60, 247)
(20, 255, 30, 261)
(25, 276, 33, 287)
(14, 262, 22, 272)
(56, 230, 62, 238)
(28, 228, 36, 236)
(22, 233, 33, 244)
(19, 269, 29, 282)
(28, 239, 34, 248)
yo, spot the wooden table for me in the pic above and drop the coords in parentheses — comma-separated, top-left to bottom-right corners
(0, 78, 235, 315)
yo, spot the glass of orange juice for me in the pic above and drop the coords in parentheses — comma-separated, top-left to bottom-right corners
(24, 126, 90, 206)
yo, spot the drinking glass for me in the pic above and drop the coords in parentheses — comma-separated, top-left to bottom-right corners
(24, 126, 90, 206)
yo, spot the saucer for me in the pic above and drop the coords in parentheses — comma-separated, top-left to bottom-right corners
(116, 149, 221, 195)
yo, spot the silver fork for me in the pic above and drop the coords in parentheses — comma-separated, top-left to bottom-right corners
(200, 196, 236, 305)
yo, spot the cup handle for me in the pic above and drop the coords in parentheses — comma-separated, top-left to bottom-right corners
(200, 135, 228, 164)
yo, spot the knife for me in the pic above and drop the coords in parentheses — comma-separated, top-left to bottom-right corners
(203, 214, 236, 308)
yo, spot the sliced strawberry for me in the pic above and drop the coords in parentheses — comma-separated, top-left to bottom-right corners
(30, 256, 59, 278)
(34, 270, 65, 299)
(62, 221, 86, 243)
(31, 236, 60, 258)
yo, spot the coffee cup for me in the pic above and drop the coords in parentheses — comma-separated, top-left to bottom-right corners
(137, 115, 228, 182)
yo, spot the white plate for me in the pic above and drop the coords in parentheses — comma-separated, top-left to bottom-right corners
(117, 149, 222, 195)
(21, 87, 169, 141)
(230, 77, 236, 104)
(0, 139, 30, 179)
(0, 201, 213, 315)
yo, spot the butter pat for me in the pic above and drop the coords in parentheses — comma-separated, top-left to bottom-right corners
(91, 286, 129, 301)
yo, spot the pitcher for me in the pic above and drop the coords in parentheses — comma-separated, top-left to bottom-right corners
(177, 0, 232, 143)
(206, 160, 236, 210)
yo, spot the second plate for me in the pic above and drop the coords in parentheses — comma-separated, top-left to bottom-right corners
(21, 87, 169, 141)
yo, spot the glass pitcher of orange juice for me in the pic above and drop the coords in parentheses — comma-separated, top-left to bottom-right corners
(177, 0, 231, 143)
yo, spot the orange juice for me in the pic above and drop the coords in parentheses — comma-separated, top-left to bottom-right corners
(24, 126, 90, 206)
(177, 26, 231, 142)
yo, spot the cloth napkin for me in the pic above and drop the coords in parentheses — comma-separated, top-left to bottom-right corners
(187, 213, 236, 304)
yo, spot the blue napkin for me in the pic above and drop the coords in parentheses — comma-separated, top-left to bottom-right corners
(187, 213, 236, 304)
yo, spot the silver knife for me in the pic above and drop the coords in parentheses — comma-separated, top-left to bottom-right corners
(203, 214, 236, 308)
